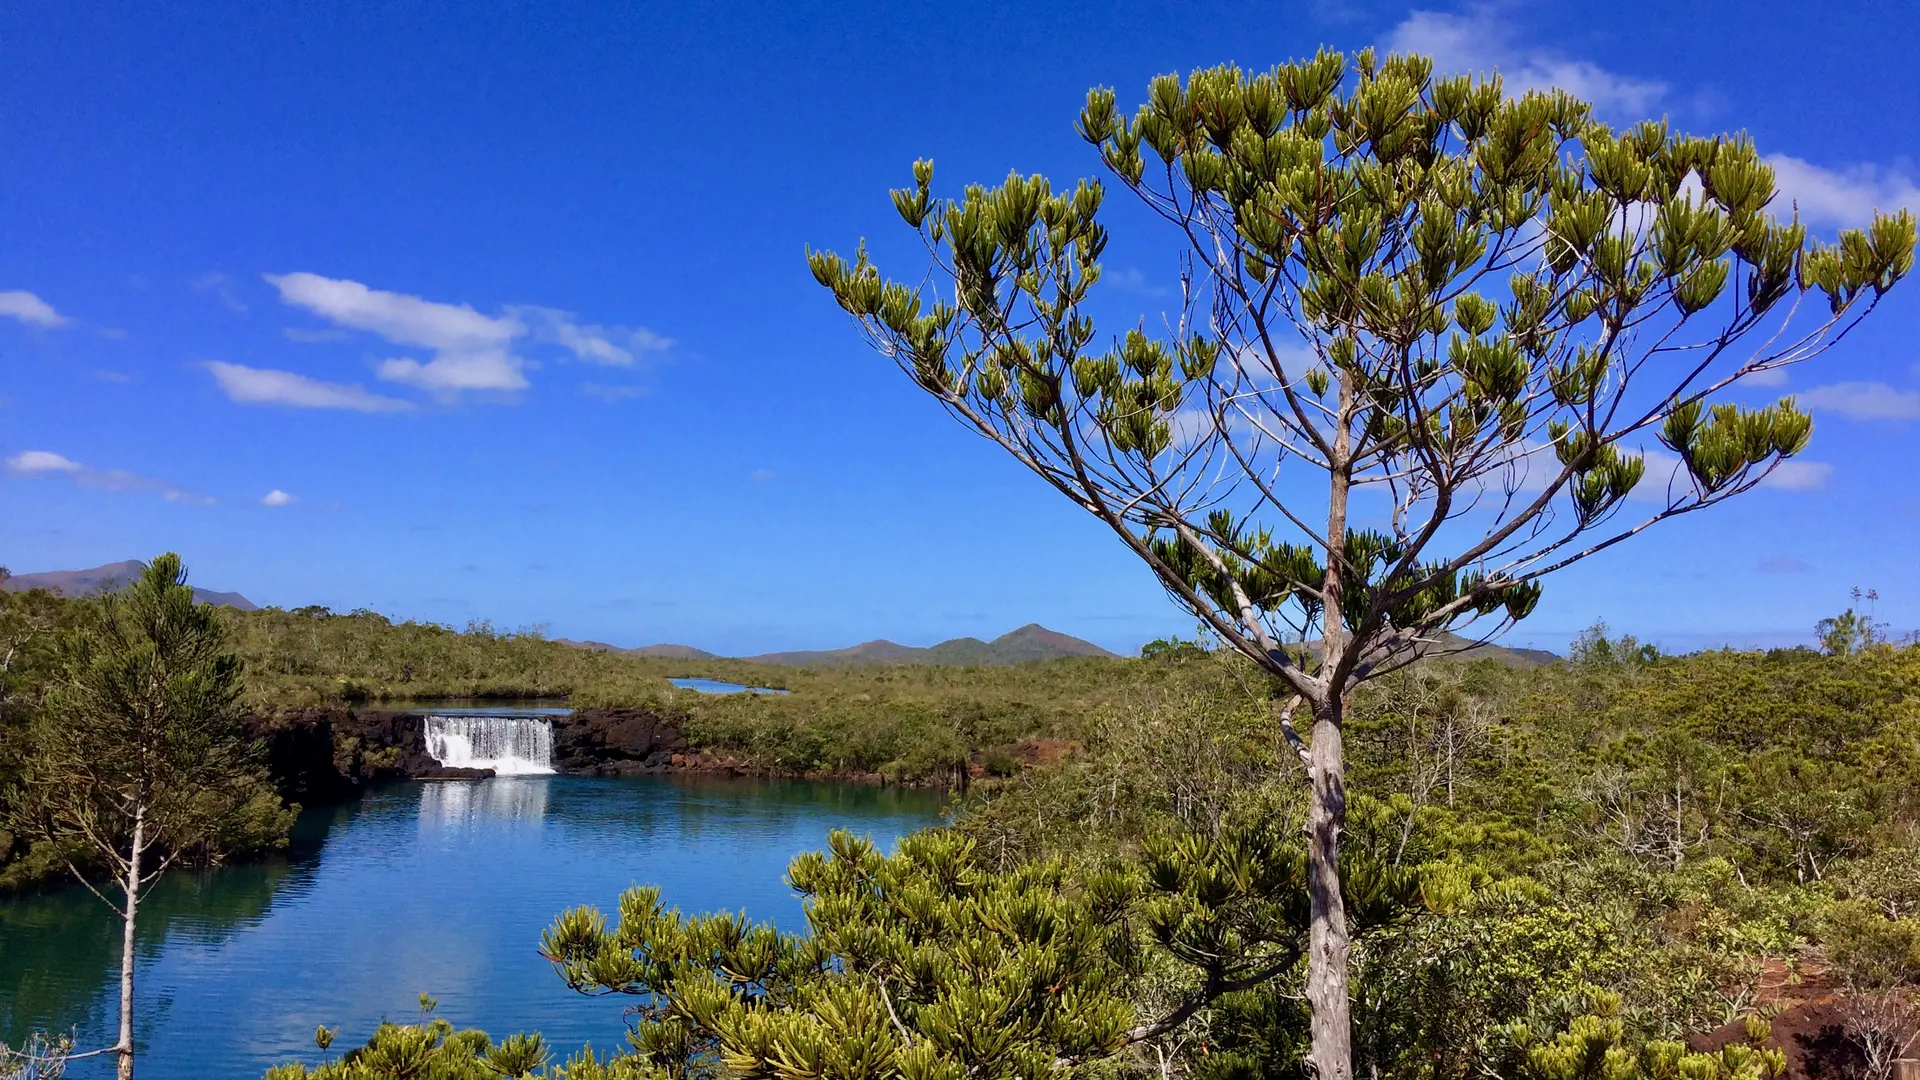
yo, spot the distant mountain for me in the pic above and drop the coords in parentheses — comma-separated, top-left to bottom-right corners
(2, 560, 258, 610)
(557, 623, 1116, 667)
(1291, 630, 1557, 668)
(746, 624, 1116, 667)
(1434, 632, 1559, 667)
(555, 639, 721, 661)
(627, 644, 723, 660)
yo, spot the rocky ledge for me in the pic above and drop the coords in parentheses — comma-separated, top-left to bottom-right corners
(551, 707, 689, 775)
(245, 705, 695, 802)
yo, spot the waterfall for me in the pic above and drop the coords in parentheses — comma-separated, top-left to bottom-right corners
(423, 715, 555, 775)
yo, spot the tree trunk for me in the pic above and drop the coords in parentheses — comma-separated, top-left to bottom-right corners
(1304, 694, 1352, 1080)
(117, 807, 144, 1080)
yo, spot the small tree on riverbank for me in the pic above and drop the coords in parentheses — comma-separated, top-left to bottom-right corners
(810, 50, 1914, 1079)
(4, 554, 288, 1080)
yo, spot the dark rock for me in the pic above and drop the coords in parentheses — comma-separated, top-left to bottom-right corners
(249, 705, 696, 798)
(414, 765, 496, 780)
(246, 707, 465, 803)
(552, 707, 689, 776)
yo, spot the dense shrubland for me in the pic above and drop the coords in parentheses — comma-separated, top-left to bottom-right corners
(254, 622, 1919, 1080)
(7, 570, 1919, 1078)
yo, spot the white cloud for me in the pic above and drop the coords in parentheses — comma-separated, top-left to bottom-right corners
(1495, 440, 1828, 501)
(1763, 155, 1920, 228)
(1384, 8, 1665, 113)
(262, 489, 297, 507)
(1762, 460, 1832, 492)
(267, 271, 528, 395)
(4, 449, 212, 505)
(750, 468, 776, 482)
(377, 352, 528, 392)
(1795, 381, 1920, 421)
(1741, 366, 1791, 388)
(266, 272, 521, 352)
(194, 272, 249, 313)
(0, 290, 71, 328)
(207, 361, 415, 413)
(1104, 267, 1171, 298)
(509, 304, 673, 367)
(6, 450, 83, 475)
(265, 274, 669, 397)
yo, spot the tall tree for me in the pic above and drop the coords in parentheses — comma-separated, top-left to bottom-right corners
(810, 50, 1914, 1079)
(6, 554, 280, 1080)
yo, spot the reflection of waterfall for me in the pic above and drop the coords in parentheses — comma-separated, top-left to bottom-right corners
(418, 777, 551, 827)
(423, 716, 555, 775)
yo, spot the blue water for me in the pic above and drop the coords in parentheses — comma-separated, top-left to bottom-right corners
(668, 677, 790, 695)
(0, 775, 941, 1077)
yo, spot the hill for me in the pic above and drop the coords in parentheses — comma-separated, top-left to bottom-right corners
(2, 559, 258, 610)
(562, 623, 1119, 667)
(555, 639, 720, 660)
(744, 624, 1116, 667)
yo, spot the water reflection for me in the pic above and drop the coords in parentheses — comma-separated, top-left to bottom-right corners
(0, 775, 942, 1078)
(417, 777, 551, 828)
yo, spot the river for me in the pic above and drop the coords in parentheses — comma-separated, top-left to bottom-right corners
(0, 773, 944, 1077)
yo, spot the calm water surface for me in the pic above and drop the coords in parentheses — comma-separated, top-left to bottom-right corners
(0, 774, 942, 1077)
(668, 677, 789, 695)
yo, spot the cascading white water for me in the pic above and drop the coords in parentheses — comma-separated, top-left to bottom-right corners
(423, 715, 555, 775)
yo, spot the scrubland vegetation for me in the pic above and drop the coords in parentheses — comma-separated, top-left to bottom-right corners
(6, 562, 1920, 1078)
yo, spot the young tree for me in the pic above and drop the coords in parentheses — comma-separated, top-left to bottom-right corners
(5, 554, 285, 1080)
(810, 50, 1914, 1078)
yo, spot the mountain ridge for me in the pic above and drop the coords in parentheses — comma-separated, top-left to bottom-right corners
(571, 623, 1117, 667)
(2, 560, 258, 610)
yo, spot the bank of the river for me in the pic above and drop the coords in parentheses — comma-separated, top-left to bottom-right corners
(247, 703, 953, 806)
(0, 773, 944, 1078)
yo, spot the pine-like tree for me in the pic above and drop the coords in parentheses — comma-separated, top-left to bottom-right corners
(810, 50, 1914, 1078)
(5, 554, 288, 1080)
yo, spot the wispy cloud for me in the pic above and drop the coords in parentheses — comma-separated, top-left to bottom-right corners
(266, 272, 527, 393)
(1764, 156, 1920, 228)
(206, 361, 414, 413)
(193, 272, 250, 313)
(1491, 440, 1830, 501)
(5, 449, 214, 505)
(0, 290, 71, 328)
(1795, 381, 1920, 421)
(1383, 8, 1914, 233)
(510, 305, 672, 366)
(262, 489, 297, 507)
(1761, 459, 1832, 492)
(1384, 7, 1665, 113)
(1103, 267, 1171, 298)
(6, 450, 83, 475)
(264, 272, 670, 398)
(750, 468, 776, 482)
(1756, 556, 1812, 574)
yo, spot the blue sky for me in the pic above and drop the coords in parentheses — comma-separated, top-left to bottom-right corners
(2, 1, 1916, 656)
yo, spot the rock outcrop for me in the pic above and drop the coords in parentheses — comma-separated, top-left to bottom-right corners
(247, 708, 518, 801)
(551, 707, 689, 775)
(247, 705, 697, 799)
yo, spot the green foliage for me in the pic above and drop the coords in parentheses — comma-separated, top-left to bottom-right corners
(813, 53, 1914, 681)
(261, 634, 1920, 1079)
(261, 1019, 549, 1080)
(6, 555, 293, 878)
(1489, 994, 1786, 1080)
(284, 820, 1441, 1079)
